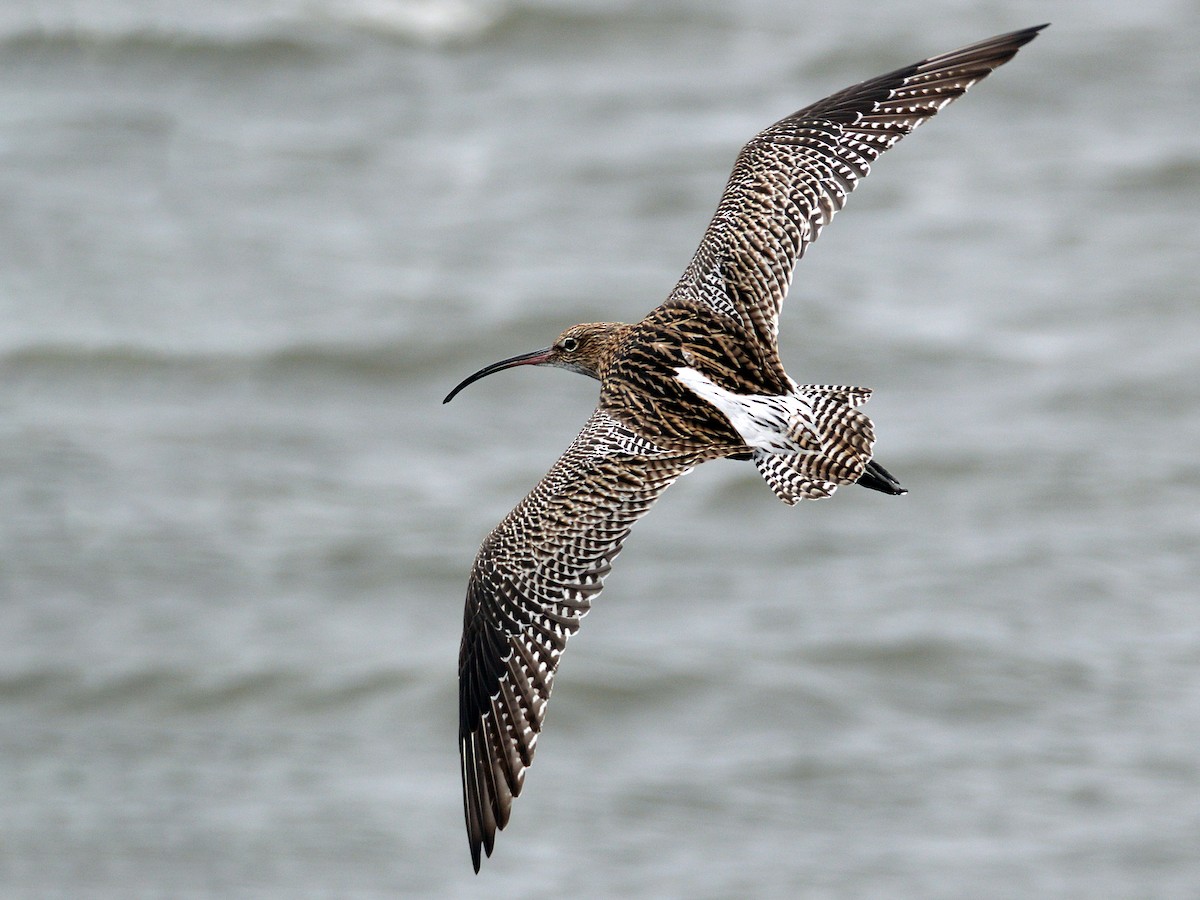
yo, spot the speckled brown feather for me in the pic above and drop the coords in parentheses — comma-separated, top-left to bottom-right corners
(452, 25, 1046, 871)
(458, 410, 707, 871)
(666, 26, 1046, 349)
(600, 301, 788, 450)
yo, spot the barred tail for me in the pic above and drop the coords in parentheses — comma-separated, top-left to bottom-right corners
(753, 385, 876, 504)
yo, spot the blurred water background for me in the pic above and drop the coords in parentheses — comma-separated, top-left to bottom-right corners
(1, 1, 1199, 897)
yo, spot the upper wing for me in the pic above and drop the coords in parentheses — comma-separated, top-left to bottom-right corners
(458, 409, 696, 872)
(664, 25, 1046, 350)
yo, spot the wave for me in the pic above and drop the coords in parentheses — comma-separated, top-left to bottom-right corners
(0, 0, 512, 54)
(0, 663, 423, 713)
(0, 339, 457, 381)
(0, 0, 719, 55)
(1, 25, 318, 62)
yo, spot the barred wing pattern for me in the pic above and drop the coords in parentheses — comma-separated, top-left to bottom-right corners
(459, 410, 697, 871)
(667, 25, 1046, 349)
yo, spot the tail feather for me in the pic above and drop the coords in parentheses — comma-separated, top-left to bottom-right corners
(674, 366, 897, 505)
(754, 384, 877, 505)
(754, 452, 839, 503)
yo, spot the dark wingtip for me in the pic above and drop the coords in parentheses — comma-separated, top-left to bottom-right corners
(999, 23, 1049, 41)
(1020, 23, 1050, 44)
(1004, 23, 1050, 52)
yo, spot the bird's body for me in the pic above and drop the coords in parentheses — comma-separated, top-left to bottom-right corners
(443, 24, 1046, 871)
(604, 302, 786, 450)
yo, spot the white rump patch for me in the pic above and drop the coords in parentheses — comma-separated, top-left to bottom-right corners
(674, 366, 796, 453)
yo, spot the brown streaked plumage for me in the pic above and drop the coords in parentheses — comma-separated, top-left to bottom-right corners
(444, 25, 1046, 871)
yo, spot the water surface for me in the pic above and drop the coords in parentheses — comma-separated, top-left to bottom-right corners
(2, 2, 1199, 897)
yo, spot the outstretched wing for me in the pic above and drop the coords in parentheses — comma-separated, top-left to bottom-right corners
(458, 409, 696, 871)
(665, 25, 1046, 350)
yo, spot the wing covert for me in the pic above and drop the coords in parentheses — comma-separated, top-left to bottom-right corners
(458, 409, 695, 871)
(665, 25, 1046, 349)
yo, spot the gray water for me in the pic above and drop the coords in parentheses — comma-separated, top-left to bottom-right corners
(2, 1, 1199, 897)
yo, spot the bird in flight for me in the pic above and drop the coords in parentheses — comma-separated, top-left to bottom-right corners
(443, 24, 1046, 871)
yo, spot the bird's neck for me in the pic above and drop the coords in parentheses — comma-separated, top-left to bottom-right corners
(590, 322, 635, 381)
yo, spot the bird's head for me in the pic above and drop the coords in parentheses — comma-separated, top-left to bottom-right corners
(443, 322, 630, 403)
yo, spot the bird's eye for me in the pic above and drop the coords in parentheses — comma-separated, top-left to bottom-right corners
(560, 337, 579, 352)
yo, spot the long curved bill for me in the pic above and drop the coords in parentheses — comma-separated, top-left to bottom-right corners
(443, 347, 554, 404)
